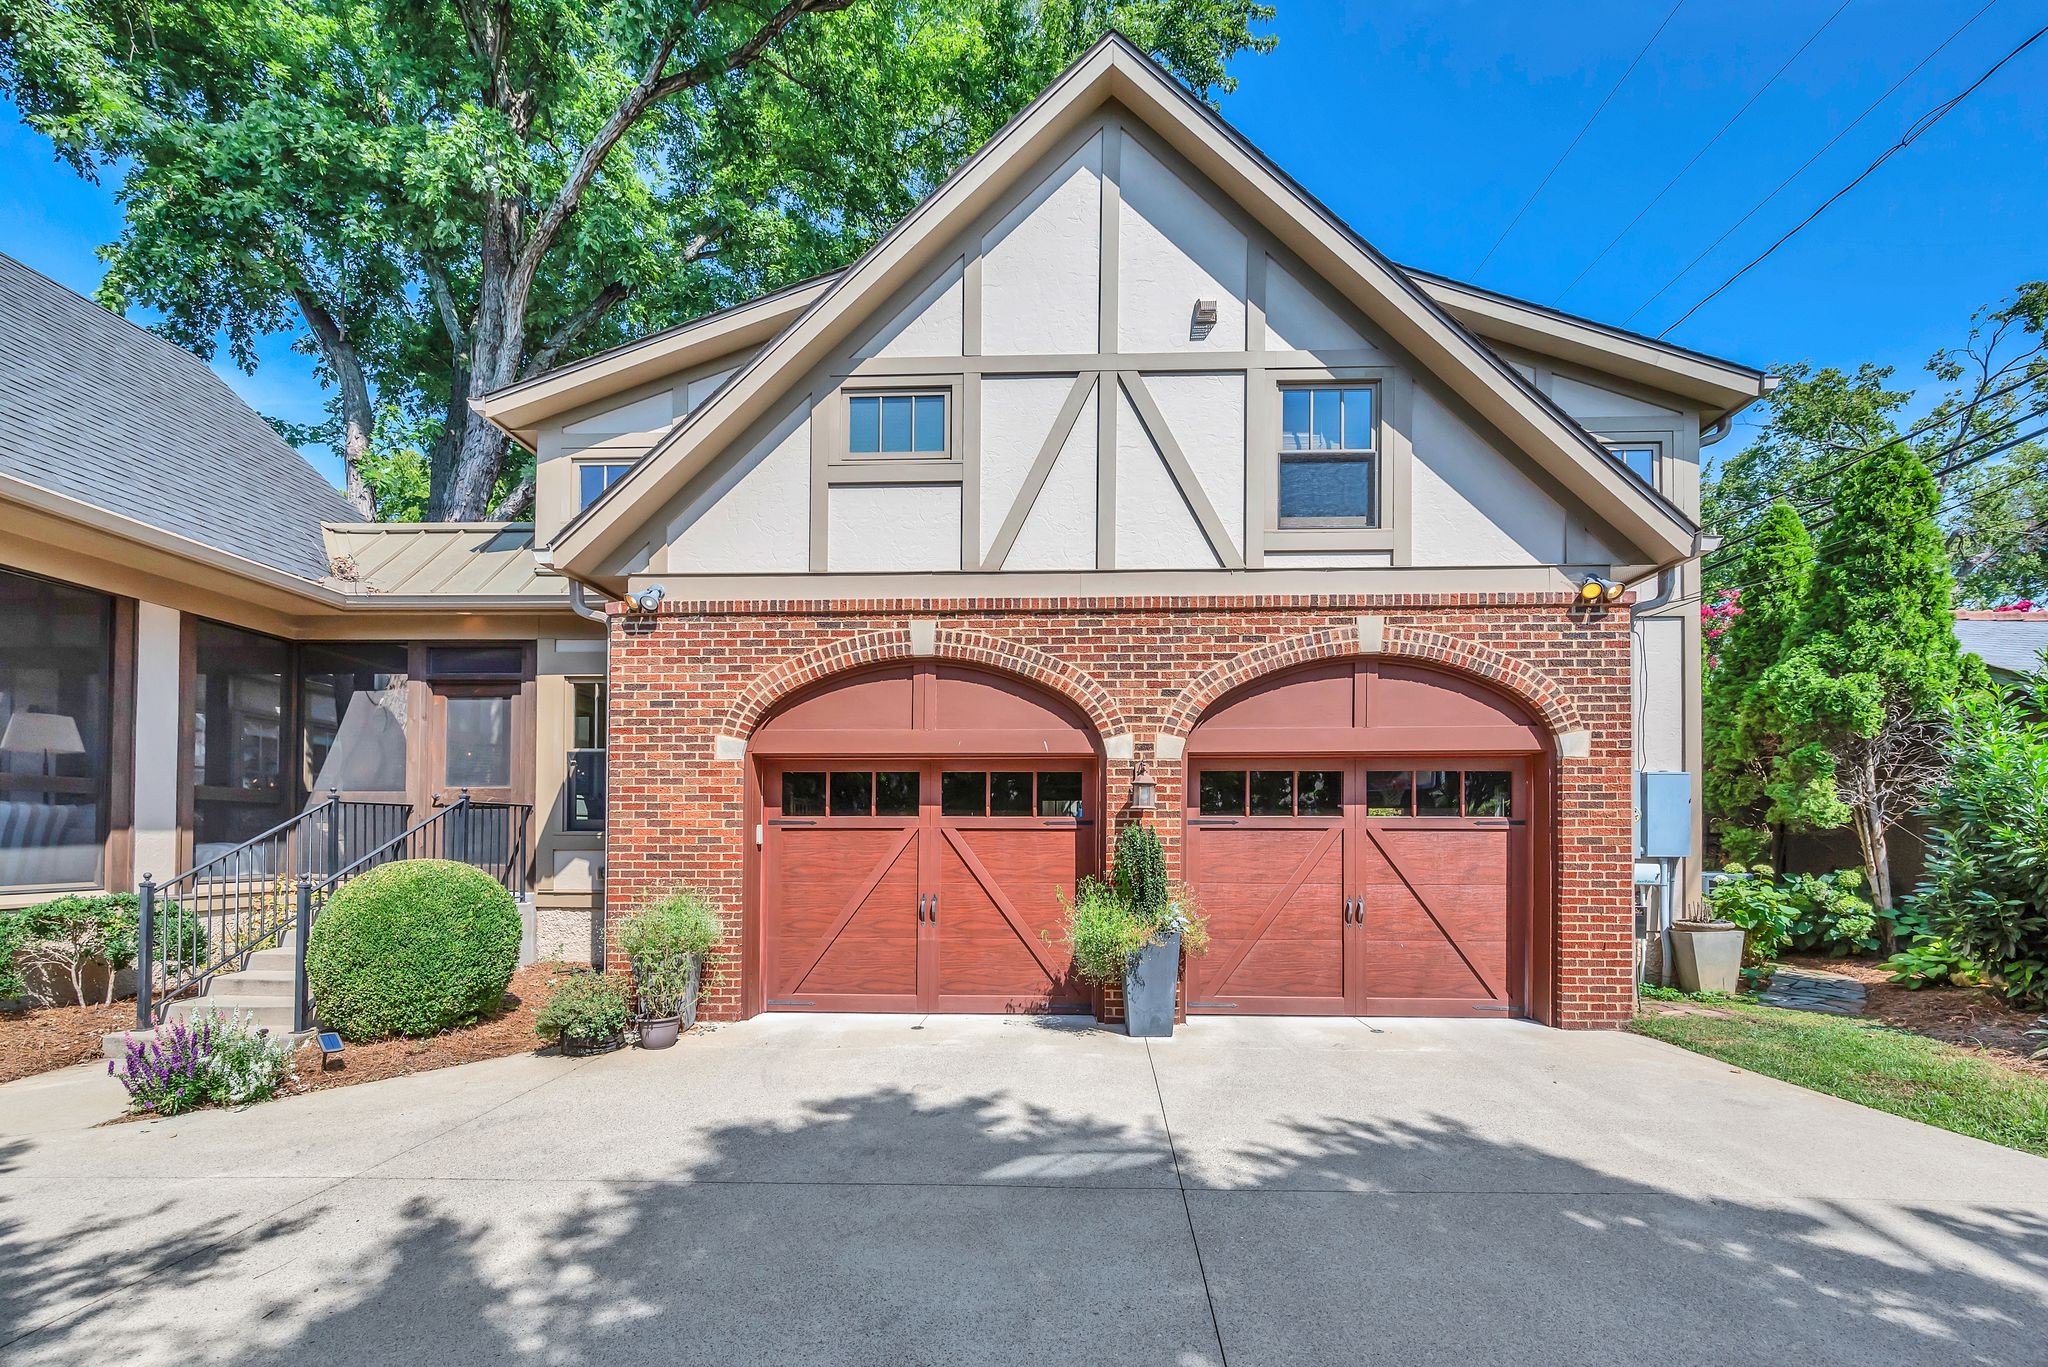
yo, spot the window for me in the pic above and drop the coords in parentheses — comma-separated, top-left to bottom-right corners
(444, 695, 512, 788)
(1279, 385, 1377, 526)
(301, 644, 409, 797)
(0, 568, 112, 891)
(192, 620, 291, 851)
(1602, 440, 1659, 488)
(1202, 770, 1346, 819)
(426, 645, 525, 679)
(567, 680, 605, 832)
(848, 392, 947, 457)
(942, 770, 1085, 819)
(1367, 769, 1516, 819)
(781, 770, 917, 817)
(577, 461, 634, 510)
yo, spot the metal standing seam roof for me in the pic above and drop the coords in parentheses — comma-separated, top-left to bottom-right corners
(320, 523, 564, 598)
(1954, 612, 2048, 679)
(0, 252, 365, 578)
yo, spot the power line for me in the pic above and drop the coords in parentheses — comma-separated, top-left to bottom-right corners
(1654, 20, 2048, 337)
(1622, 0, 2004, 327)
(1554, 0, 1858, 305)
(1472, 1, 1686, 277)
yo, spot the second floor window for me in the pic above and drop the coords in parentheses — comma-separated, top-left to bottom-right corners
(1602, 440, 1660, 488)
(848, 392, 947, 456)
(1279, 385, 1377, 526)
(577, 462, 634, 511)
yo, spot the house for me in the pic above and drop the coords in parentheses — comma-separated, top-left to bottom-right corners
(0, 252, 607, 973)
(1954, 608, 2048, 682)
(482, 37, 1769, 1028)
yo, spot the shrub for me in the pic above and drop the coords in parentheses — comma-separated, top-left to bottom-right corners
(616, 889, 725, 1019)
(534, 971, 632, 1045)
(1059, 825, 1209, 985)
(1706, 865, 1878, 964)
(1112, 823, 1171, 921)
(108, 1011, 295, 1115)
(1905, 676, 2048, 1008)
(4, 893, 206, 1006)
(0, 910, 27, 1002)
(1061, 877, 1154, 986)
(305, 859, 521, 1041)
(1707, 866, 1797, 965)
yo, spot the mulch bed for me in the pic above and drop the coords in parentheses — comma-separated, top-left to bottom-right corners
(0, 999, 132, 1085)
(1779, 954, 2048, 1077)
(286, 959, 583, 1095)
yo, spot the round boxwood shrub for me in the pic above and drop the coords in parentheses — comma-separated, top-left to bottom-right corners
(306, 859, 521, 1041)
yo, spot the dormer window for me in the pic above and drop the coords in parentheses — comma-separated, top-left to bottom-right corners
(848, 392, 947, 457)
(1278, 384, 1378, 526)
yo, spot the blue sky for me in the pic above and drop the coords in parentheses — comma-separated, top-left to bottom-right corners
(4, 0, 2043, 487)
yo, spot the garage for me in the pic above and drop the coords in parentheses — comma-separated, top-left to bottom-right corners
(754, 663, 1099, 1013)
(1183, 659, 1546, 1018)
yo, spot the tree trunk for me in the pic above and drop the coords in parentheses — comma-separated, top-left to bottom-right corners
(295, 290, 379, 520)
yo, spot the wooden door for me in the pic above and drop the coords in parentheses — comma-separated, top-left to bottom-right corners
(1184, 765, 1351, 1014)
(762, 762, 1096, 1012)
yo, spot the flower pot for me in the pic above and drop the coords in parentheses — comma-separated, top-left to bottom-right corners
(638, 1016, 682, 1050)
(678, 957, 703, 1031)
(560, 1029, 625, 1058)
(1671, 920, 1745, 995)
(1122, 928, 1181, 1038)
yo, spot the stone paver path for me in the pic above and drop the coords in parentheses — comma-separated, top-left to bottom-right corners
(1760, 964, 1868, 1015)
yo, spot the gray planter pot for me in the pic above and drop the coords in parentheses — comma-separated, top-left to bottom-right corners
(1122, 929, 1181, 1038)
(639, 1016, 682, 1050)
(1672, 920, 1745, 995)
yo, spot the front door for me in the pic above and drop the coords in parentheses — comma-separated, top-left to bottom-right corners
(762, 762, 1096, 1012)
(1185, 760, 1528, 1016)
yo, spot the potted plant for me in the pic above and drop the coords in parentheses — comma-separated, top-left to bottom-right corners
(616, 888, 725, 1047)
(534, 971, 632, 1056)
(1060, 823, 1207, 1038)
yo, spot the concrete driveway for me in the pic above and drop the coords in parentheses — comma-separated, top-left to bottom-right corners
(4, 1015, 2046, 1366)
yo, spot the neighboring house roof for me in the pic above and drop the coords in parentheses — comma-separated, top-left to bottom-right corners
(321, 523, 564, 599)
(1955, 610, 2048, 679)
(541, 34, 1714, 585)
(0, 252, 365, 578)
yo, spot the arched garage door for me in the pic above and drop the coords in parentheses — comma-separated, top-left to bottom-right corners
(754, 663, 1098, 1013)
(1183, 659, 1547, 1019)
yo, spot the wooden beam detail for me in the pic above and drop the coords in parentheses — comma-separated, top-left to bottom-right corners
(1118, 372, 1245, 570)
(980, 374, 1097, 571)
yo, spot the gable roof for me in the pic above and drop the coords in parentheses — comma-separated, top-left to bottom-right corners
(544, 35, 1709, 585)
(0, 254, 365, 579)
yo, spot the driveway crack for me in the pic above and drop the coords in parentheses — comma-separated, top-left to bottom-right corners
(1146, 1039, 1230, 1367)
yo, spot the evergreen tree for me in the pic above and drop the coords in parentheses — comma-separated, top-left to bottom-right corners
(1702, 500, 1811, 861)
(1760, 442, 1984, 917)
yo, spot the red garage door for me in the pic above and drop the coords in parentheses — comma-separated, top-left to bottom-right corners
(1183, 661, 1545, 1018)
(754, 664, 1099, 1013)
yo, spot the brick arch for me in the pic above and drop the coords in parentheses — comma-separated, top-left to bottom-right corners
(718, 627, 1132, 745)
(1161, 621, 1583, 741)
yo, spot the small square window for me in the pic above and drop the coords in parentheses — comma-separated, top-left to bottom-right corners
(1365, 771, 1411, 817)
(1200, 771, 1246, 816)
(1414, 770, 1460, 817)
(1464, 771, 1513, 818)
(991, 772, 1034, 816)
(875, 771, 920, 816)
(1249, 771, 1295, 817)
(830, 771, 873, 816)
(577, 462, 635, 510)
(1604, 442, 1659, 486)
(784, 772, 826, 816)
(1037, 772, 1083, 817)
(1297, 771, 1343, 817)
(942, 771, 987, 817)
(849, 392, 947, 457)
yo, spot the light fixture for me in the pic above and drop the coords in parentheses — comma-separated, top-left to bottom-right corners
(1190, 298, 1218, 340)
(1577, 575, 1624, 605)
(1130, 761, 1157, 812)
(631, 585, 666, 613)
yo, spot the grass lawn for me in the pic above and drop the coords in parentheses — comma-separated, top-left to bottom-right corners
(1632, 1001, 2048, 1158)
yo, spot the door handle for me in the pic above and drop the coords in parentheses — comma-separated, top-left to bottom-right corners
(917, 894, 927, 923)
(929, 894, 938, 925)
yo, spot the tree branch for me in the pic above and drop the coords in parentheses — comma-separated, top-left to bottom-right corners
(421, 253, 470, 353)
(522, 280, 633, 378)
(488, 474, 535, 520)
(294, 287, 379, 518)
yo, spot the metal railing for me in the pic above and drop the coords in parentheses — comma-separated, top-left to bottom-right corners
(135, 791, 529, 1029)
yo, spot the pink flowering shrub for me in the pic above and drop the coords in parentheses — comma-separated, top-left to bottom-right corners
(1701, 587, 1744, 671)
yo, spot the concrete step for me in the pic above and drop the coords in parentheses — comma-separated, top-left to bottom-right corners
(243, 946, 298, 974)
(166, 997, 298, 1031)
(209, 968, 295, 992)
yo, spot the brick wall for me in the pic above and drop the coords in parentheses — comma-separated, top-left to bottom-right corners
(604, 593, 1635, 1028)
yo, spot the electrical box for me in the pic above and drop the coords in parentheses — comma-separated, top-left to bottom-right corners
(1637, 771, 1694, 859)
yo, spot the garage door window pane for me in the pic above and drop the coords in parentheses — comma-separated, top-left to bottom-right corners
(1366, 771, 1411, 817)
(1249, 770, 1294, 817)
(1297, 771, 1342, 816)
(1038, 772, 1083, 817)
(1465, 770, 1512, 818)
(783, 772, 826, 816)
(875, 771, 919, 816)
(1200, 771, 1245, 816)
(830, 771, 873, 816)
(1414, 770, 1459, 816)
(942, 771, 986, 817)
(990, 772, 1033, 816)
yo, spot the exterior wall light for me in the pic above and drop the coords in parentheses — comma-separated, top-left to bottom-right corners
(631, 584, 666, 613)
(1130, 761, 1157, 811)
(1578, 575, 1624, 604)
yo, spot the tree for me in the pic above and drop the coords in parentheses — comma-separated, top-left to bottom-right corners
(1759, 441, 1983, 921)
(1701, 500, 1810, 863)
(2, 0, 1275, 520)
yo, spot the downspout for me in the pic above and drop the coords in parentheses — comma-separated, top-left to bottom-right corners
(569, 581, 610, 622)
